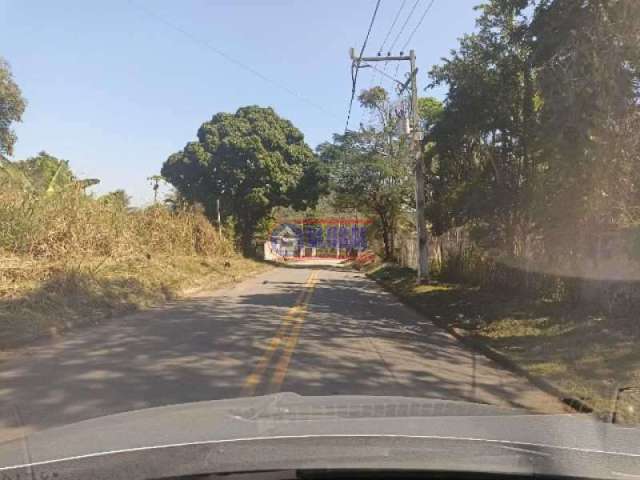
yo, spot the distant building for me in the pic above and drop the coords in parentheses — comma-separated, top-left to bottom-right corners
(269, 224, 300, 258)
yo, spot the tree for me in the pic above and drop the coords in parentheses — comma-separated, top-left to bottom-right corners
(2, 151, 78, 193)
(2, 151, 99, 194)
(15, 151, 76, 192)
(161, 106, 326, 253)
(322, 87, 413, 260)
(323, 133, 412, 260)
(427, 0, 640, 274)
(100, 189, 131, 208)
(428, 0, 537, 254)
(417, 97, 443, 129)
(0, 58, 26, 157)
(530, 0, 640, 263)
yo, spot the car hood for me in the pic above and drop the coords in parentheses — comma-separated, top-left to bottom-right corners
(0, 393, 638, 479)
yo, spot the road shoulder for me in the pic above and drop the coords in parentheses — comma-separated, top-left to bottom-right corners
(367, 264, 577, 415)
(0, 257, 272, 352)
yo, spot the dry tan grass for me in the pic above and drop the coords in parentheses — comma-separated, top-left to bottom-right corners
(0, 188, 267, 348)
(0, 186, 234, 260)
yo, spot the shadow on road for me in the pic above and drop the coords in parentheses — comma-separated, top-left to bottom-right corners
(0, 263, 557, 441)
(265, 260, 356, 273)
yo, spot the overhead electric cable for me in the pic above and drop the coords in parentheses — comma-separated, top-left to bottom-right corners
(128, 0, 340, 119)
(345, 0, 383, 133)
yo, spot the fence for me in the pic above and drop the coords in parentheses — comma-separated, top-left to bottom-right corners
(395, 228, 468, 271)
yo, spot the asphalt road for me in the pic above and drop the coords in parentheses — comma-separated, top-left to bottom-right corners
(0, 260, 566, 442)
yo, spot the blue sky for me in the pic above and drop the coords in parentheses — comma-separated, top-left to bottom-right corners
(0, 0, 479, 205)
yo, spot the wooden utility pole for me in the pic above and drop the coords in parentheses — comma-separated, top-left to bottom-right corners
(349, 48, 429, 282)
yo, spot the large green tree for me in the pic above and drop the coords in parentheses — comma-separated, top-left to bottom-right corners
(161, 106, 326, 253)
(0, 58, 26, 157)
(429, 0, 535, 254)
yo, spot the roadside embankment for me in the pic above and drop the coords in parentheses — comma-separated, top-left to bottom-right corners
(0, 188, 268, 349)
(369, 264, 640, 425)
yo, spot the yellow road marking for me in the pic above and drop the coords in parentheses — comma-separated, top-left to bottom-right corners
(242, 271, 318, 396)
(268, 274, 318, 393)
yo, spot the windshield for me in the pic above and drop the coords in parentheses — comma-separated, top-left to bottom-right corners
(0, 0, 639, 474)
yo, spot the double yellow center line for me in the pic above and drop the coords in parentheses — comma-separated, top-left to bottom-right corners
(242, 271, 318, 396)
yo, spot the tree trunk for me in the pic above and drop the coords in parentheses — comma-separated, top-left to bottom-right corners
(379, 214, 392, 260)
(238, 213, 256, 257)
(240, 228, 254, 256)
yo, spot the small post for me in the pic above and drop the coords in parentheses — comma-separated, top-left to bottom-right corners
(216, 198, 222, 237)
(336, 218, 341, 259)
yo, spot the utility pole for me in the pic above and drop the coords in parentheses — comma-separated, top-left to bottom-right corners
(349, 48, 429, 282)
(216, 198, 222, 237)
(300, 217, 305, 258)
(147, 175, 163, 204)
(408, 50, 429, 282)
(336, 217, 341, 259)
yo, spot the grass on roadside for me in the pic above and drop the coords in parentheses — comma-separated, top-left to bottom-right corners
(0, 186, 269, 349)
(369, 264, 640, 424)
(0, 254, 267, 349)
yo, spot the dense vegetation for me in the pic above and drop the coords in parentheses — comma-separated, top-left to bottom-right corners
(330, 1, 640, 314)
(426, 0, 640, 288)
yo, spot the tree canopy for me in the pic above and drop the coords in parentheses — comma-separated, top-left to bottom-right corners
(161, 106, 326, 252)
(0, 58, 26, 157)
(427, 0, 640, 266)
(0, 151, 87, 193)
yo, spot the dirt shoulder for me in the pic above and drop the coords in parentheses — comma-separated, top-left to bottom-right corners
(0, 254, 270, 350)
(368, 264, 640, 425)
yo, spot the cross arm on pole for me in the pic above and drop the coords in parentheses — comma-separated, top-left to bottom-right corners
(349, 47, 411, 63)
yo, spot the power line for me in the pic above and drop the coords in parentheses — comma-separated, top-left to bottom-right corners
(378, 0, 419, 92)
(401, 0, 436, 51)
(392, 58, 405, 82)
(127, 0, 340, 120)
(393, 0, 436, 81)
(378, 0, 407, 54)
(370, 0, 407, 87)
(345, 0, 382, 133)
(388, 0, 421, 54)
(361, 62, 405, 86)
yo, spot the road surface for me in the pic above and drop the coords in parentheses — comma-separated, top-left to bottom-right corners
(0, 260, 566, 442)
